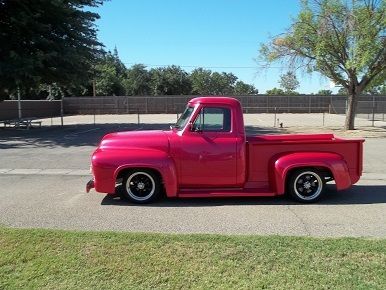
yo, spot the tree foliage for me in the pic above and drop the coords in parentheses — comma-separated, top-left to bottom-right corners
(365, 84, 386, 94)
(211, 72, 238, 95)
(279, 71, 300, 94)
(260, 0, 386, 129)
(233, 81, 259, 95)
(124, 64, 151, 95)
(94, 50, 126, 96)
(317, 89, 333, 95)
(0, 0, 259, 99)
(363, 71, 386, 94)
(190, 68, 256, 95)
(149, 66, 192, 95)
(0, 0, 105, 98)
(190, 68, 213, 94)
(266, 88, 286, 95)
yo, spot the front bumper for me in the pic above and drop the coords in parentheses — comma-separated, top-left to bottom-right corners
(86, 179, 95, 193)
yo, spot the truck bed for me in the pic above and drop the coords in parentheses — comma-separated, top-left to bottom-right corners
(245, 133, 364, 190)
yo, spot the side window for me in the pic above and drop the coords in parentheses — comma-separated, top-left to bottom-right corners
(193, 107, 231, 132)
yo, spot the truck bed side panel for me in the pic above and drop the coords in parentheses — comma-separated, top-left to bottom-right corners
(246, 135, 363, 191)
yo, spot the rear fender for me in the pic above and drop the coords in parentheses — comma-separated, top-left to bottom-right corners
(272, 152, 351, 194)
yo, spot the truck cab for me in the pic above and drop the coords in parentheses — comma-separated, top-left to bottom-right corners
(170, 97, 246, 188)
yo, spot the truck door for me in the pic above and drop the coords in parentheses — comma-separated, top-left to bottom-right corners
(178, 106, 238, 188)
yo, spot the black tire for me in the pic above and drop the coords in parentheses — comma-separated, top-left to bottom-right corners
(287, 169, 325, 203)
(122, 169, 161, 204)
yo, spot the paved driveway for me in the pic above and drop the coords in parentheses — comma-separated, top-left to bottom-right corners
(0, 124, 385, 237)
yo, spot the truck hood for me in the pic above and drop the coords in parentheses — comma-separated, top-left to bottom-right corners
(98, 130, 169, 152)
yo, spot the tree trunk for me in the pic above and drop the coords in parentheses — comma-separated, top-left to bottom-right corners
(344, 89, 359, 130)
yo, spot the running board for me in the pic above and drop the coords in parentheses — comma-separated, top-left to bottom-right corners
(178, 188, 277, 198)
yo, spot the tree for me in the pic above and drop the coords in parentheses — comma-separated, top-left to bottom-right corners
(279, 71, 300, 93)
(260, 0, 386, 129)
(111, 47, 127, 79)
(190, 69, 236, 95)
(190, 68, 213, 94)
(266, 87, 286, 95)
(233, 81, 259, 95)
(317, 89, 333, 95)
(210, 72, 238, 95)
(149, 66, 191, 95)
(94, 51, 126, 96)
(124, 64, 151, 95)
(0, 0, 105, 98)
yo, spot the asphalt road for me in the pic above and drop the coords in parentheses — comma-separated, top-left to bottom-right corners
(0, 124, 386, 237)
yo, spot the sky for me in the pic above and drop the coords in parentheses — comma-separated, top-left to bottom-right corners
(91, 0, 337, 94)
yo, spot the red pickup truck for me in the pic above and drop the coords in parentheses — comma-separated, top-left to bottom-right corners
(87, 97, 364, 203)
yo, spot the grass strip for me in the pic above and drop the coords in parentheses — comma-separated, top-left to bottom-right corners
(0, 227, 385, 289)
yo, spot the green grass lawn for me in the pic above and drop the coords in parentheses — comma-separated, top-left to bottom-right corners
(0, 227, 385, 289)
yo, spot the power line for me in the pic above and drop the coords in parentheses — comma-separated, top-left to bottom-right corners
(121, 62, 286, 70)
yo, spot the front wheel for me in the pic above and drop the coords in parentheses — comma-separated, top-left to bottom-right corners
(122, 170, 161, 204)
(287, 169, 325, 203)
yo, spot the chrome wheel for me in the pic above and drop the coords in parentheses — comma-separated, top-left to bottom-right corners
(125, 171, 156, 202)
(288, 169, 325, 203)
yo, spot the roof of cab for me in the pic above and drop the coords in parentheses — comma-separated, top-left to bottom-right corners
(188, 96, 241, 106)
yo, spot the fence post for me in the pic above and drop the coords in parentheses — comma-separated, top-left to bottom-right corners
(93, 109, 96, 126)
(372, 95, 375, 127)
(274, 107, 277, 127)
(60, 96, 64, 127)
(17, 87, 22, 120)
(287, 96, 290, 113)
(137, 109, 140, 125)
(126, 97, 129, 114)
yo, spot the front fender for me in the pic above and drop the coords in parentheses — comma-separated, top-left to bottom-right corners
(272, 152, 351, 194)
(92, 148, 177, 197)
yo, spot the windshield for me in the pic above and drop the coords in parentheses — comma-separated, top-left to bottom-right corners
(174, 106, 194, 130)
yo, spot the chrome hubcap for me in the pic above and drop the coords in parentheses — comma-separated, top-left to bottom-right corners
(303, 181, 312, 190)
(137, 182, 145, 190)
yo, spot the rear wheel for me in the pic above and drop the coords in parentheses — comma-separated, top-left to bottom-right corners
(288, 169, 325, 203)
(122, 170, 161, 204)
